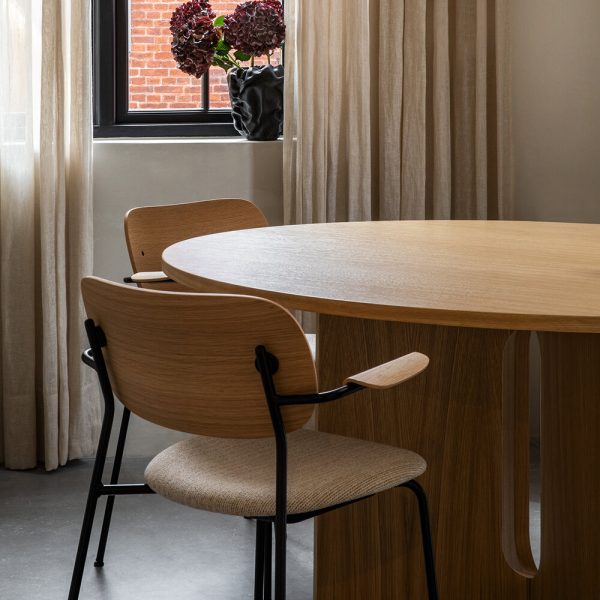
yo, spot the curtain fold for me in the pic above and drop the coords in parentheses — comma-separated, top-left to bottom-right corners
(284, 0, 513, 224)
(0, 0, 99, 471)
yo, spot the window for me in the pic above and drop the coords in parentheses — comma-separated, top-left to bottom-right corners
(93, 0, 240, 137)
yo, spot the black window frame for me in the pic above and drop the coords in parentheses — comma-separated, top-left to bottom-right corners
(93, 0, 239, 138)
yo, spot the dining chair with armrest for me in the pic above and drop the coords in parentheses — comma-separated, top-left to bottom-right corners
(69, 277, 438, 600)
(90, 198, 270, 569)
(124, 198, 268, 289)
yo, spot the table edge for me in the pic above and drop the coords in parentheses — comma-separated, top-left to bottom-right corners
(162, 260, 600, 334)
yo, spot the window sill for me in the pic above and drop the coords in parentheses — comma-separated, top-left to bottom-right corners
(93, 122, 240, 139)
(93, 137, 283, 145)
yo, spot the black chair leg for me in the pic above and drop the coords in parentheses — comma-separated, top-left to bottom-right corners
(401, 480, 439, 600)
(273, 517, 286, 600)
(68, 485, 100, 600)
(263, 521, 272, 600)
(254, 520, 266, 600)
(94, 408, 131, 567)
(68, 406, 114, 600)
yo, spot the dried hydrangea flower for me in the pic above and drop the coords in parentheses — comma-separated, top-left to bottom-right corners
(262, 0, 283, 17)
(171, 2, 219, 78)
(170, 0, 216, 33)
(223, 1, 285, 57)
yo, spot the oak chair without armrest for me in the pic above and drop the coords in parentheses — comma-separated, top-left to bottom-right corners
(69, 277, 438, 600)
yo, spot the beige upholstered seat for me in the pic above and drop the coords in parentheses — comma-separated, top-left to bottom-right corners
(145, 429, 426, 517)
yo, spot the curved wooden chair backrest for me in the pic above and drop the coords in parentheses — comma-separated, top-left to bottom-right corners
(81, 277, 316, 439)
(124, 198, 268, 291)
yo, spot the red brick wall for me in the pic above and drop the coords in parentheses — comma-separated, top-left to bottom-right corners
(129, 0, 279, 111)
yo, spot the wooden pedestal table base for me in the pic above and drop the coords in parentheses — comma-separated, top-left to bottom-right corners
(315, 316, 531, 600)
(531, 333, 600, 600)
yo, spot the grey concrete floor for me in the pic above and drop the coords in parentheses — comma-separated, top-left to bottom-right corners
(0, 458, 313, 600)
(1, 447, 541, 600)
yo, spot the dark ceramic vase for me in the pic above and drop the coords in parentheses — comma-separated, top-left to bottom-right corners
(227, 65, 284, 141)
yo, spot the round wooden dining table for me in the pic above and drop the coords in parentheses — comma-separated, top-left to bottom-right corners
(162, 220, 600, 600)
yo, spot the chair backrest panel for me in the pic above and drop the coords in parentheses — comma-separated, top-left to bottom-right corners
(81, 277, 316, 438)
(125, 198, 268, 291)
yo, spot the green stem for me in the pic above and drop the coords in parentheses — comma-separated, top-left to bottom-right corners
(220, 53, 241, 71)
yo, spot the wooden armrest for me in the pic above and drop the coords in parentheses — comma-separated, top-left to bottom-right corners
(345, 352, 429, 390)
(129, 271, 172, 283)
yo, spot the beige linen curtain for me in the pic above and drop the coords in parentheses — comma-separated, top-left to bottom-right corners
(0, 0, 99, 470)
(284, 0, 512, 223)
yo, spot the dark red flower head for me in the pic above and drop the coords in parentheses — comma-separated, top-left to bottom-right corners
(261, 0, 284, 17)
(170, 0, 216, 33)
(170, 1, 219, 78)
(223, 1, 285, 57)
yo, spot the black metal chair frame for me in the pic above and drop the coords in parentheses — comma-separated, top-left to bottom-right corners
(68, 321, 439, 600)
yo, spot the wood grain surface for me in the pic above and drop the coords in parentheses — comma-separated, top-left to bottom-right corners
(162, 221, 600, 333)
(315, 316, 529, 599)
(81, 277, 316, 439)
(532, 332, 600, 599)
(126, 198, 267, 292)
(345, 352, 429, 389)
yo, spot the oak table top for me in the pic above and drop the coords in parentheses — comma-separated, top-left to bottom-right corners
(162, 220, 600, 333)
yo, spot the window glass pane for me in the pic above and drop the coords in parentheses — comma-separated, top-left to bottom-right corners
(129, 0, 281, 111)
(129, 0, 204, 110)
(208, 68, 231, 110)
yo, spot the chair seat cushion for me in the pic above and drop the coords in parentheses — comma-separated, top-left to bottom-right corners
(144, 429, 426, 517)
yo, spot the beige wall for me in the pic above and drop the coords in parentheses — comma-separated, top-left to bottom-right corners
(93, 139, 284, 283)
(512, 0, 600, 223)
